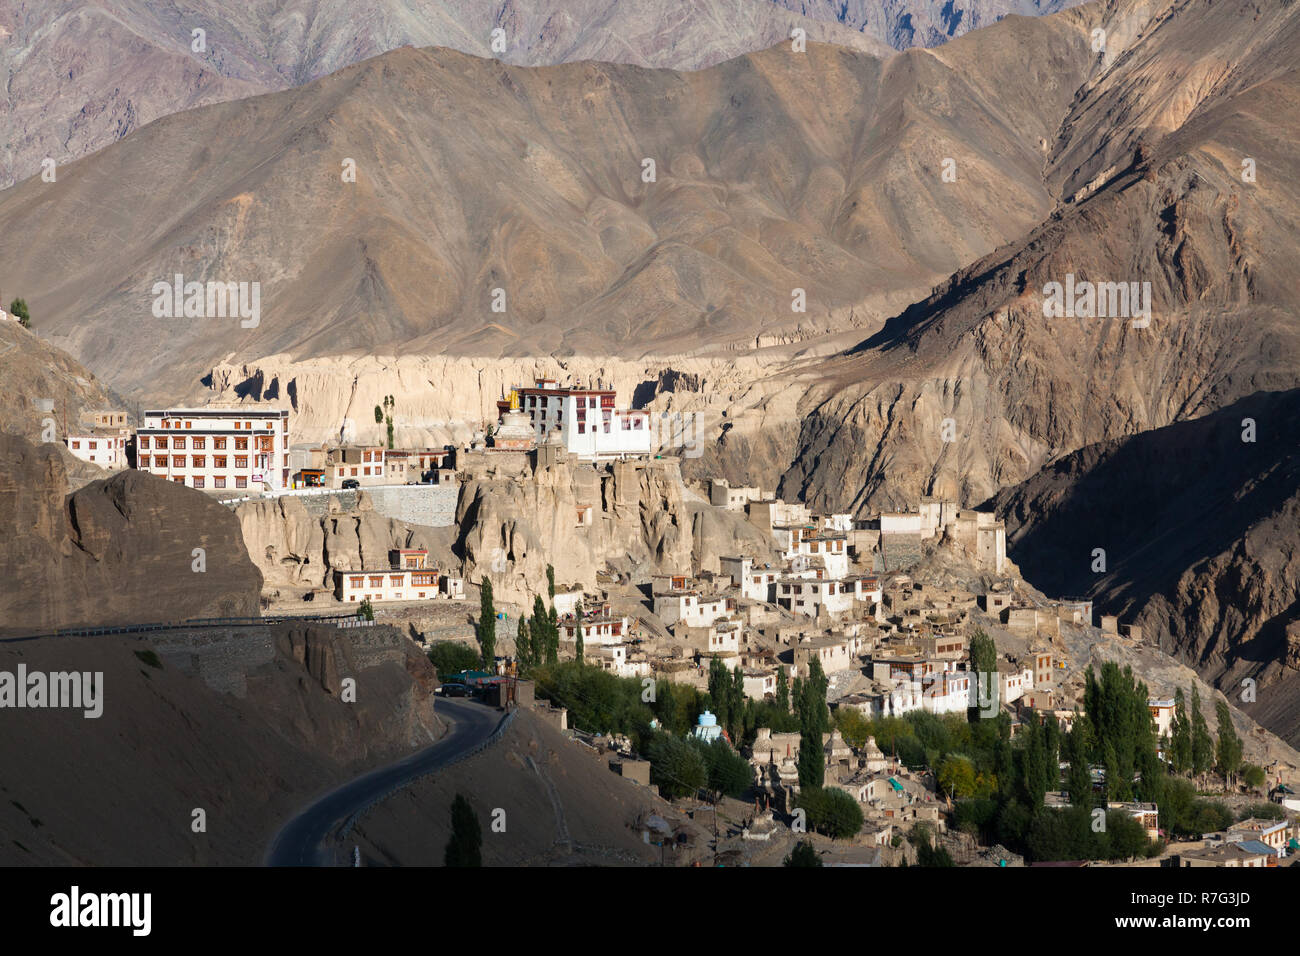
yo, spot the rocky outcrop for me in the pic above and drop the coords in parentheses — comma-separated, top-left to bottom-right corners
(455, 457, 778, 606)
(0, 320, 129, 486)
(0, 435, 262, 634)
(234, 491, 450, 592)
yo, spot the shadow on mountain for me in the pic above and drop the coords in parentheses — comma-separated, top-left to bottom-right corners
(985, 388, 1300, 667)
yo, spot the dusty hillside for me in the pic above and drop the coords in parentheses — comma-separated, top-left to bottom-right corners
(0, 435, 261, 636)
(0, 22, 1096, 400)
(0, 623, 441, 864)
(352, 707, 702, 866)
(1, 1, 1089, 189)
(780, 0, 1300, 513)
(0, 0, 888, 189)
(986, 389, 1300, 744)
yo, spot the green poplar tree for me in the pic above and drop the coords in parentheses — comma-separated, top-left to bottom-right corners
(1170, 687, 1192, 774)
(707, 657, 730, 731)
(1065, 729, 1093, 807)
(729, 665, 746, 740)
(796, 659, 830, 789)
(775, 665, 789, 712)
(547, 605, 558, 664)
(516, 616, 532, 669)
(574, 600, 585, 665)
(1214, 699, 1242, 787)
(1190, 684, 1213, 779)
(477, 576, 496, 669)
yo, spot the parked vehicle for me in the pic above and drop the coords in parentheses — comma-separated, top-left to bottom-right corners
(341, 478, 360, 489)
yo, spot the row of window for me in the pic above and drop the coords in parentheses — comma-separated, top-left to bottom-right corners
(345, 573, 442, 588)
(141, 435, 250, 450)
(156, 419, 269, 430)
(69, 439, 123, 450)
(165, 475, 248, 489)
(148, 456, 251, 469)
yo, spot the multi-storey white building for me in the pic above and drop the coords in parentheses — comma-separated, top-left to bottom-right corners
(775, 575, 878, 618)
(776, 527, 850, 579)
(719, 557, 781, 603)
(922, 670, 975, 716)
(742, 669, 777, 700)
(591, 643, 651, 678)
(135, 406, 290, 492)
(512, 379, 651, 460)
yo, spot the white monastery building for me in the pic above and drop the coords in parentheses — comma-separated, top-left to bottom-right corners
(135, 407, 290, 492)
(510, 379, 651, 461)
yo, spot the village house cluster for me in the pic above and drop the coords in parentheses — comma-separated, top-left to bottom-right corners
(555, 482, 1042, 735)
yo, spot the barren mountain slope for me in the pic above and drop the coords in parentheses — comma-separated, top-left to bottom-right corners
(780, 0, 1300, 513)
(0, 623, 441, 864)
(0, 23, 1095, 400)
(985, 389, 1300, 746)
(1, 0, 1095, 189)
(0, 0, 889, 189)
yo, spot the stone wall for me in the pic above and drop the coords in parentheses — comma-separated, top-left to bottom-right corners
(149, 626, 279, 697)
(148, 622, 417, 698)
(365, 485, 459, 528)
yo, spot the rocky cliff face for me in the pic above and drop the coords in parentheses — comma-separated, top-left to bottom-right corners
(455, 457, 778, 606)
(780, 0, 1300, 513)
(775, 0, 1085, 49)
(202, 351, 813, 498)
(235, 491, 451, 593)
(0, 434, 262, 634)
(986, 389, 1300, 745)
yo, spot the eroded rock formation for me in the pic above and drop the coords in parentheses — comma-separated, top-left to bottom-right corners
(0, 434, 262, 634)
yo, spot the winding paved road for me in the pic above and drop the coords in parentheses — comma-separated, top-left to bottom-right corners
(266, 698, 504, 866)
